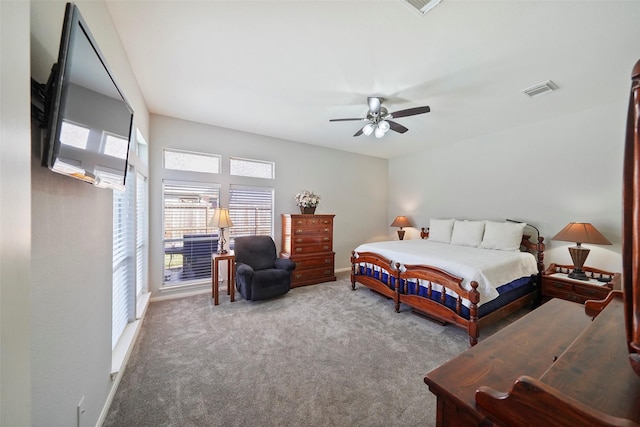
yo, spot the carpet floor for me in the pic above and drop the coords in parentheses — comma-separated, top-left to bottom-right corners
(104, 272, 529, 427)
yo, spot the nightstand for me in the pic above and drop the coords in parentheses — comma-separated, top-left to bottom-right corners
(541, 263, 620, 304)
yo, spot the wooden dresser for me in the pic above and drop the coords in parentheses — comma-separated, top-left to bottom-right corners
(424, 296, 640, 426)
(281, 214, 336, 287)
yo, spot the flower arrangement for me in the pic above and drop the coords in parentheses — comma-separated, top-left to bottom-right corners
(295, 190, 321, 208)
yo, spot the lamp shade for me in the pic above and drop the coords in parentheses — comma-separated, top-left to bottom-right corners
(391, 216, 413, 228)
(210, 208, 233, 229)
(363, 123, 375, 136)
(551, 222, 611, 245)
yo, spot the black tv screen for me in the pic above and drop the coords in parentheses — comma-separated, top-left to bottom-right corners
(43, 2, 134, 190)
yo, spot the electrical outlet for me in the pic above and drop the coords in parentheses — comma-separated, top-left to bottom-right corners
(77, 396, 86, 427)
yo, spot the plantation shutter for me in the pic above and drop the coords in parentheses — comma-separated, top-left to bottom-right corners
(228, 185, 274, 246)
(112, 172, 135, 350)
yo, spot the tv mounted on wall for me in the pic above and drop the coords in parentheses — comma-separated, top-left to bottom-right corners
(39, 2, 134, 191)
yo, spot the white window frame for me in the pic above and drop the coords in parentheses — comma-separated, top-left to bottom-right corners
(229, 157, 275, 179)
(163, 148, 221, 174)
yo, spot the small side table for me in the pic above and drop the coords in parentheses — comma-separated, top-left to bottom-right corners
(212, 251, 235, 305)
(541, 263, 620, 304)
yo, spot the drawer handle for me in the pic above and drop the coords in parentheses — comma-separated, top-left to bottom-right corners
(295, 221, 303, 225)
(295, 274, 302, 279)
(295, 229, 303, 233)
(553, 283, 563, 288)
(569, 295, 578, 301)
(311, 220, 318, 224)
(323, 246, 329, 250)
(296, 248, 303, 252)
(324, 228, 329, 232)
(325, 259, 331, 264)
(323, 237, 330, 241)
(585, 289, 596, 295)
(324, 269, 331, 275)
(296, 238, 303, 243)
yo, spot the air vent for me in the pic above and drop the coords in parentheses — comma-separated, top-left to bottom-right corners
(521, 80, 558, 98)
(405, 0, 444, 15)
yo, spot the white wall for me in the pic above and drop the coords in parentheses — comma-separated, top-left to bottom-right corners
(1, 2, 32, 425)
(149, 114, 388, 295)
(29, 1, 150, 426)
(389, 101, 625, 273)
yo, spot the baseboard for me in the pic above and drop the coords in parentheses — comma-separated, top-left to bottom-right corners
(151, 287, 211, 302)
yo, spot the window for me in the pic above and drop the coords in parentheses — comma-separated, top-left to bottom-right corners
(135, 172, 148, 299)
(230, 157, 275, 179)
(112, 171, 135, 349)
(163, 181, 220, 286)
(228, 185, 274, 245)
(111, 130, 149, 375)
(163, 149, 220, 174)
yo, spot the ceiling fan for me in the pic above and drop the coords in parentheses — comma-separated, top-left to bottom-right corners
(330, 97, 431, 138)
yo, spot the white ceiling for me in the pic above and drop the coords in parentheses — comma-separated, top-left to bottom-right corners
(105, 0, 640, 159)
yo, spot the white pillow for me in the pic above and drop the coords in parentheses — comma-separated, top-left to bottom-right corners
(428, 219, 455, 243)
(450, 220, 485, 247)
(480, 221, 526, 251)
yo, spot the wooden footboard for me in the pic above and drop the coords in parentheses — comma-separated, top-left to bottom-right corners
(351, 251, 399, 301)
(351, 251, 482, 346)
(398, 264, 481, 346)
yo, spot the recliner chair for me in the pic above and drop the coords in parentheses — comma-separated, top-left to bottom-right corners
(234, 235, 296, 301)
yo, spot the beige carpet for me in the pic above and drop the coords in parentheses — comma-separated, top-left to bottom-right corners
(104, 272, 529, 426)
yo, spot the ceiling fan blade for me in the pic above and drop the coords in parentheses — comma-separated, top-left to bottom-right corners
(387, 120, 409, 134)
(367, 97, 382, 115)
(329, 117, 366, 122)
(388, 106, 430, 119)
(353, 127, 364, 137)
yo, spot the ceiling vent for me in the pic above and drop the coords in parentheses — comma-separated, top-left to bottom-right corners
(404, 0, 444, 15)
(521, 80, 559, 98)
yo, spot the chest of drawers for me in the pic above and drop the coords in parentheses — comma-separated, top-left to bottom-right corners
(281, 214, 336, 287)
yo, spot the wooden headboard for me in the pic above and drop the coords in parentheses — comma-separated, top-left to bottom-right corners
(623, 59, 640, 377)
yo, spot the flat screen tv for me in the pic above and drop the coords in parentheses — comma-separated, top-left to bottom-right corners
(42, 2, 134, 191)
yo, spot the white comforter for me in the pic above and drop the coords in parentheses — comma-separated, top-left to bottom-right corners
(354, 240, 538, 305)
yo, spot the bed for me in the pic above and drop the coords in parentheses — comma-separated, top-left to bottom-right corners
(351, 219, 545, 346)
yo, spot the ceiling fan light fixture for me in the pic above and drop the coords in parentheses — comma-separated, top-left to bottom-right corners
(363, 123, 375, 136)
(378, 120, 390, 133)
(374, 127, 386, 138)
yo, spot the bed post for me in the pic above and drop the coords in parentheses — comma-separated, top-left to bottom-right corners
(468, 281, 480, 346)
(393, 262, 401, 313)
(351, 251, 357, 290)
(536, 236, 546, 274)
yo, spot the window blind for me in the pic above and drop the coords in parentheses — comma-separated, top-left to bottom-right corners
(163, 181, 220, 285)
(228, 185, 274, 246)
(135, 172, 148, 299)
(112, 173, 135, 350)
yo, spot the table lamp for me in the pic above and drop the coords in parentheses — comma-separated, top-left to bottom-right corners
(551, 222, 611, 280)
(391, 216, 413, 240)
(210, 208, 233, 254)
